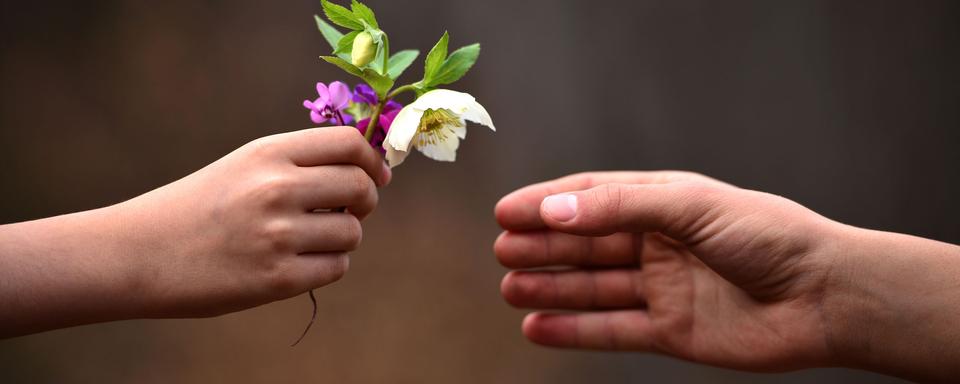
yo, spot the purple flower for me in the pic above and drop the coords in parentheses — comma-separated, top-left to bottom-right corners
(352, 84, 403, 114)
(356, 105, 403, 155)
(352, 84, 379, 105)
(351, 84, 403, 154)
(303, 81, 353, 125)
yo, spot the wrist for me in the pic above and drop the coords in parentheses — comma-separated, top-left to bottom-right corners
(820, 224, 960, 381)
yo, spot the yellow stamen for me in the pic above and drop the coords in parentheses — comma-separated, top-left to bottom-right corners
(415, 109, 463, 147)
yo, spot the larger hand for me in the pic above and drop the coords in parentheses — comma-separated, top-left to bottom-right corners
(494, 171, 841, 371)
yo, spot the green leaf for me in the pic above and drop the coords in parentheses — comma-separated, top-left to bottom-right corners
(423, 31, 449, 83)
(361, 69, 395, 98)
(320, 56, 362, 77)
(322, 0, 364, 30)
(321, 56, 394, 98)
(368, 43, 386, 74)
(387, 50, 420, 79)
(428, 43, 480, 86)
(315, 15, 344, 51)
(334, 30, 361, 55)
(350, 0, 379, 29)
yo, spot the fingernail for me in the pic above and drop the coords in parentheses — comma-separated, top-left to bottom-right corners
(380, 162, 392, 186)
(542, 194, 578, 222)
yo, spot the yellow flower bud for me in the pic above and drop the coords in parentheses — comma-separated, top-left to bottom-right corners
(351, 32, 377, 67)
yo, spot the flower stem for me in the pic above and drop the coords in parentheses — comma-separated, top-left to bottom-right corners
(388, 84, 418, 99)
(364, 100, 386, 142)
(291, 290, 318, 346)
(334, 110, 347, 126)
(363, 82, 418, 142)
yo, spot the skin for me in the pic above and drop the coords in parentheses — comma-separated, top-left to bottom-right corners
(0, 126, 390, 338)
(494, 171, 960, 382)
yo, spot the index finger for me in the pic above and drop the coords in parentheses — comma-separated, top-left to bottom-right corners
(267, 126, 390, 187)
(494, 171, 727, 231)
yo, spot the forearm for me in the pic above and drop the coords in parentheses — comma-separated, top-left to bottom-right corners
(825, 225, 960, 382)
(0, 206, 143, 337)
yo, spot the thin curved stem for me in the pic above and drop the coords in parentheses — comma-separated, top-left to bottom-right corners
(364, 100, 386, 142)
(387, 84, 418, 100)
(291, 290, 318, 346)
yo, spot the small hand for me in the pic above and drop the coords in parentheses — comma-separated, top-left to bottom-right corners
(119, 126, 390, 318)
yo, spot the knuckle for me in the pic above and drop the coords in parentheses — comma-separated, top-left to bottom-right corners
(252, 174, 297, 209)
(339, 129, 368, 155)
(675, 181, 723, 202)
(341, 217, 363, 250)
(245, 136, 281, 159)
(348, 167, 375, 196)
(593, 183, 625, 217)
(260, 219, 296, 252)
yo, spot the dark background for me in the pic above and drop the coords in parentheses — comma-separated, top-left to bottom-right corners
(1, 0, 957, 382)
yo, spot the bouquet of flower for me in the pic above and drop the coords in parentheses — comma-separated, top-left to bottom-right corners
(303, 0, 495, 168)
(294, 0, 495, 345)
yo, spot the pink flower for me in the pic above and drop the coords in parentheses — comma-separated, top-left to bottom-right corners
(303, 81, 353, 125)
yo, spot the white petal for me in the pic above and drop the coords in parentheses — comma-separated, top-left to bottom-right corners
(416, 135, 460, 162)
(461, 100, 495, 131)
(411, 89, 477, 111)
(384, 145, 410, 168)
(384, 104, 424, 151)
(412, 89, 495, 131)
(452, 118, 467, 139)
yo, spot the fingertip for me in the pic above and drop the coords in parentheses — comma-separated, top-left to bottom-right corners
(495, 189, 545, 231)
(499, 272, 515, 304)
(521, 312, 540, 336)
(500, 271, 539, 307)
(493, 231, 511, 266)
(493, 193, 516, 228)
(522, 312, 574, 347)
(379, 161, 392, 187)
(494, 232, 544, 269)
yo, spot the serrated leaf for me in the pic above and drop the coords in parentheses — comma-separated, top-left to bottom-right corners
(335, 30, 361, 55)
(315, 15, 344, 51)
(323, 56, 394, 97)
(427, 43, 480, 87)
(321, 56, 362, 77)
(322, 0, 363, 30)
(423, 31, 449, 83)
(387, 50, 420, 79)
(350, 0, 378, 29)
(361, 69, 394, 98)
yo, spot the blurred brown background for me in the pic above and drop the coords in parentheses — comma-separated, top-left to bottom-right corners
(1, 0, 957, 382)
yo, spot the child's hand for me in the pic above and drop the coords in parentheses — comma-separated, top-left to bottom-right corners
(0, 127, 388, 336)
(116, 127, 389, 318)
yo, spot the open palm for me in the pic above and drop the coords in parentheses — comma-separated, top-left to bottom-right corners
(495, 171, 838, 371)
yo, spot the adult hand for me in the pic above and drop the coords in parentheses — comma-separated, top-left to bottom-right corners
(494, 171, 960, 381)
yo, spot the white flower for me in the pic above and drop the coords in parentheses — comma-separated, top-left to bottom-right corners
(383, 89, 495, 167)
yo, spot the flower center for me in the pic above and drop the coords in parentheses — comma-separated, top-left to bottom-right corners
(415, 109, 463, 146)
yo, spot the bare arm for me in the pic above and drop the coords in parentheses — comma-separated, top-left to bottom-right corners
(0, 126, 389, 338)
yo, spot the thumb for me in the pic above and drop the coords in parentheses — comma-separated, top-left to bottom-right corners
(538, 182, 727, 240)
